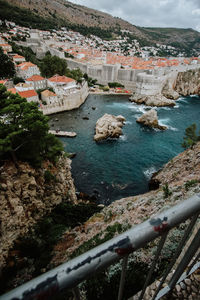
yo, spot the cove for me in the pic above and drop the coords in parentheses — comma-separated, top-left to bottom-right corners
(49, 94, 200, 205)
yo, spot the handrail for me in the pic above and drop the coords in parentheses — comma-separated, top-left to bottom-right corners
(1, 194, 200, 300)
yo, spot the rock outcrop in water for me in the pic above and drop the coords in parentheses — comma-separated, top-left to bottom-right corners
(94, 113, 126, 141)
(136, 109, 167, 130)
(0, 156, 77, 269)
(130, 93, 176, 107)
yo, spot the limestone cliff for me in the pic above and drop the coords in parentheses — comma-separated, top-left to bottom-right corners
(50, 143, 200, 267)
(174, 68, 200, 96)
(0, 156, 77, 269)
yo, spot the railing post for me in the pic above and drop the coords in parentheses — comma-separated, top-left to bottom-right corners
(118, 255, 129, 300)
(168, 228, 200, 290)
(139, 232, 168, 300)
(152, 214, 199, 300)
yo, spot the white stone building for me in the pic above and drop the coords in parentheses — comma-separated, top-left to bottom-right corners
(16, 62, 41, 79)
(41, 89, 57, 105)
(26, 75, 47, 90)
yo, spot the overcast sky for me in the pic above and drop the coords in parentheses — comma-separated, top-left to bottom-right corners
(69, 0, 200, 31)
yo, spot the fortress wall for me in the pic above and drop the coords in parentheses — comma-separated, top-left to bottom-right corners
(41, 82, 88, 115)
(65, 59, 88, 73)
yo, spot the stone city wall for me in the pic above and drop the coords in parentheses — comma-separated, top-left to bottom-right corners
(41, 82, 88, 115)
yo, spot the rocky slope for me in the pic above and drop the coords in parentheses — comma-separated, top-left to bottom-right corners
(0, 155, 77, 269)
(3, 0, 200, 51)
(50, 142, 200, 267)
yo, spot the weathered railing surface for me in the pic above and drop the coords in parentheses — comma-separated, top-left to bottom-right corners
(1, 194, 200, 300)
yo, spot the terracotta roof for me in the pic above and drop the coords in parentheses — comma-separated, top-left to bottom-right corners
(26, 75, 45, 82)
(18, 90, 38, 98)
(0, 79, 8, 85)
(18, 62, 37, 70)
(48, 75, 75, 83)
(8, 88, 17, 94)
(13, 54, 25, 59)
(41, 89, 56, 97)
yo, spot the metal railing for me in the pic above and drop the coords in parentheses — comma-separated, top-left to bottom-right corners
(1, 194, 200, 300)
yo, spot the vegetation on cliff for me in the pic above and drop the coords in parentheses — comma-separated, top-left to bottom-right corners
(0, 85, 63, 166)
(182, 123, 200, 149)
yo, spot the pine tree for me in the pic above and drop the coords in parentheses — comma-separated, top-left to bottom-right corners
(182, 123, 200, 149)
(0, 85, 63, 166)
(0, 47, 15, 79)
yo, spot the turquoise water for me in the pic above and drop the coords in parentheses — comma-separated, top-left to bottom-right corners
(49, 94, 200, 204)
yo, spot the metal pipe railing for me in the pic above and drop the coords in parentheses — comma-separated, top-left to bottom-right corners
(1, 193, 200, 300)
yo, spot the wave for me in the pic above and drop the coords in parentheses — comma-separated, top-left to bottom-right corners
(143, 166, 157, 180)
(158, 118, 178, 131)
(119, 135, 127, 141)
(125, 121, 132, 125)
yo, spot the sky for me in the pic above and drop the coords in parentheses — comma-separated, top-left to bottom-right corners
(69, 0, 200, 31)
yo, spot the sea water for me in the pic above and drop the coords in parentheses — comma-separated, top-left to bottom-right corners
(49, 94, 200, 204)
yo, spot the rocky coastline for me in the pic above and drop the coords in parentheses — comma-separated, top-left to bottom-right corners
(50, 142, 200, 267)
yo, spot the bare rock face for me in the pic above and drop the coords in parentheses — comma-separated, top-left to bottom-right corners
(162, 80, 180, 100)
(174, 69, 200, 96)
(94, 113, 126, 141)
(130, 93, 176, 107)
(136, 109, 167, 130)
(0, 156, 77, 269)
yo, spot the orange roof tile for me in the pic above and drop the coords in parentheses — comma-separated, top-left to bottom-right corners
(41, 90, 56, 97)
(18, 62, 36, 70)
(26, 75, 45, 81)
(0, 79, 8, 85)
(18, 90, 38, 98)
(48, 75, 75, 83)
(8, 88, 17, 94)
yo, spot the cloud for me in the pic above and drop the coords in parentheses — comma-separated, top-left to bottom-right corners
(69, 0, 200, 30)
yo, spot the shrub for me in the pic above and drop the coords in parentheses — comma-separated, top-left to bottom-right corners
(163, 184, 172, 198)
(185, 179, 198, 191)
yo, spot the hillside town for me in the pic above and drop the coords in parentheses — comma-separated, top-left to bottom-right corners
(1, 19, 200, 114)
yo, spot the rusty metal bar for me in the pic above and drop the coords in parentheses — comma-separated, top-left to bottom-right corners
(0, 194, 200, 300)
(168, 227, 200, 290)
(117, 255, 129, 300)
(139, 232, 168, 300)
(152, 213, 199, 300)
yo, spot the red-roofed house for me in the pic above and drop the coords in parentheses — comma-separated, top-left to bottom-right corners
(0, 43, 12, 53)
(47, 75, 76, 89)
(8, 88, 39, 102)
(26, 75, 47, 90)
(13, 54, 26, 64)
(0, 79, 8, 86)
(41, 89, 57, 105)
(16, 62, 40, 79)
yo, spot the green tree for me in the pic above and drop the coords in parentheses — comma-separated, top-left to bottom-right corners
(0, 85, 63, 166)
(40, 54, 68, 77)
(0, 47, 15, 79)
(182, 123, 200, 149)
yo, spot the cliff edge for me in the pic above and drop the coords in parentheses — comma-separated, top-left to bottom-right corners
(0, 156, 77, 269)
